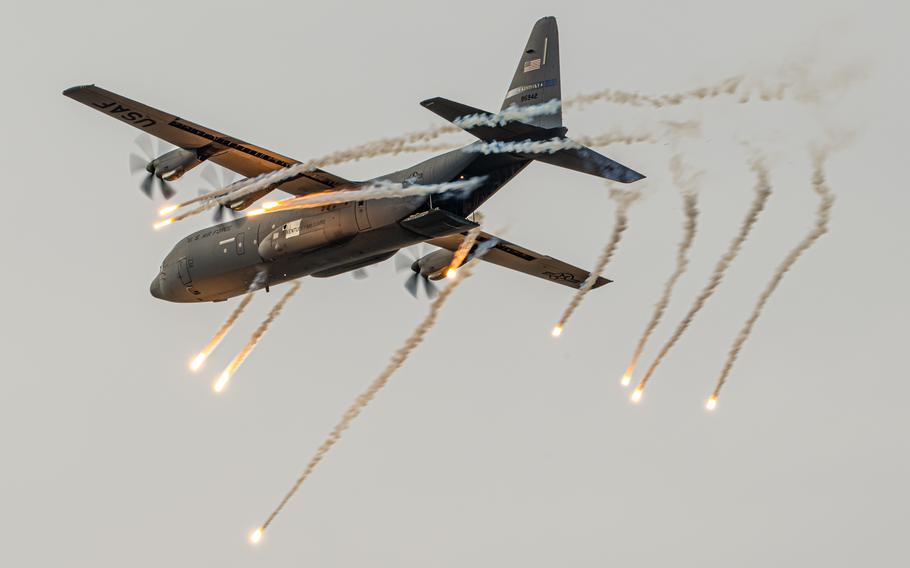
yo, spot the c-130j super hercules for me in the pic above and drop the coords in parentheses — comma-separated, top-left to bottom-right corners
(65, 17, 644, 303)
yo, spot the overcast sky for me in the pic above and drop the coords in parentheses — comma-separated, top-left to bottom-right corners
(2, 1, 908, 566)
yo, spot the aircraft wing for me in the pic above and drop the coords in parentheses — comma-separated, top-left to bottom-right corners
(428, 230, 610, 290)
(63, 85, 351, 196)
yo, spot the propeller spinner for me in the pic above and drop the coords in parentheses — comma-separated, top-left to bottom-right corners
(128, 133, 176, 200)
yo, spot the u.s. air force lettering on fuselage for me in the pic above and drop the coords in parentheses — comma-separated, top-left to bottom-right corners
(90, 100, 156, 128)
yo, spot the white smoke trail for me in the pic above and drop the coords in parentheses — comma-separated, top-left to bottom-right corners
(213, 282, 301, 394)
(157, 79, 727, 225)
(464, 137, 582, 155)
(255, 256, 484, 539)
(707, 149, 835, 407)
(249, 268, 269, 292)
(566, 77, 745, 110)
(621, 156, 701, 386)
(189, 292, 255, 372)
(394, 121, 701, 156)
(259, 177, 487, 214)
(633, 155, 773, 400)
(553, 188, 639, 336)
(464, 121, 702, 157)
(453, 99, 562, 128)
(161, 102, 561, 223)
(159, 67, 854, 224)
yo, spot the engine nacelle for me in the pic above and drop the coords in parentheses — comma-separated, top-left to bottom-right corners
(149, 148, 202, 181)
(415, 249, 455, 280)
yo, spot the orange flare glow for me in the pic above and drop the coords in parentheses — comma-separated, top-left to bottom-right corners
(706, 396, 718, 411)
(262, 201, 280, 210)
(621, 373, 632, 387)
(213, 370, 232, 393)
(153, 218, 174, 230)
(551, 325, 563, 338)
(158, 204, 178, 216)
(630, 387, 643, 403)
(446, 268, 457, 279)
(245, 208, 266, 217)
(249, 527, 264, 545)
(189, 352, 207, 372)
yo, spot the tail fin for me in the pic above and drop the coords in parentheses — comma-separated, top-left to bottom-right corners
(501, 16, 562, 129)
(419, 17, 645, 184)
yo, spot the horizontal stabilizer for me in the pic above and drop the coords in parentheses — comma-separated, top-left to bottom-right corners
(420, 97, 643, 183)
(420, 97, 562, 142)
(529, 145, 645, 183)
(428, 229, 610, 290)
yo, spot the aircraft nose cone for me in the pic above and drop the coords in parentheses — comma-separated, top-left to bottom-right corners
(150, 276, 163, 299)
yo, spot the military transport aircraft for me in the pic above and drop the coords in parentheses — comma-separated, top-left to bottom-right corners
(64, 16, 644, 303)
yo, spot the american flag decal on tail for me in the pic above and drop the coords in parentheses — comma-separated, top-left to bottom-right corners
(523, 58, 542, 73)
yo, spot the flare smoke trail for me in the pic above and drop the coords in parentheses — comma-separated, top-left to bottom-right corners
(707, 149, 835, 407)
(634, 156, 773, 398)
(566, 76, 745, 110)
(622, 156, 701, 385)
(213, 281, 301, 394)
(553, 188, 639, 336)
(446, 213, 485, 275)
(158, 124, 462, 219)
(159, 68, 808, 225)
(159, 73, 751, 225)
(396, 121, 701, 156)
(189, 292, 254, 372)
(255, 259, 481, 539)
(168, 177, 486, 225)
(453, 99, 562, 128)
(160, 100, 562, 224)
(258, 177, 487, 215)
(465, 137, 581, 155)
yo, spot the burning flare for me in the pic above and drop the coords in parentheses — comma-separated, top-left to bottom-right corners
(634, 155, 772, 397)
(707, 146, 836, 405)
(620, 372, 632, 387)
(190, 352, 207, 372)
(445, 213, 484, 278)
(189, 293, 254, 373)
(254, 252, 492, 538)
(705, 396, 718, 411)
(622, 156, 701, 386)
(249, 527, 264, 545)
(212, 282, 301, 394)
(553, 188, 638, 335)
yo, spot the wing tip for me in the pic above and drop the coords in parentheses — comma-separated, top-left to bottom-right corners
(591, 276, 612, 289)
(62, 84, 95, 98)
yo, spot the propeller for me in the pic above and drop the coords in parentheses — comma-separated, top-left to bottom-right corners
(199, 164, 239, 222)
(394, 245, 439, 299)
(129, 134, 176, 200)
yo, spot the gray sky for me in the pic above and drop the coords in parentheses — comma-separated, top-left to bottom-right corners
(2, 1, 908, 566)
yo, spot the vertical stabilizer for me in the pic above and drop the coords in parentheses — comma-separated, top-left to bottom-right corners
(501, 16, 562, 129)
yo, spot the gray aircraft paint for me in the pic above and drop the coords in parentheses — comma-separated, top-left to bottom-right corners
(86, 17, 644, 304)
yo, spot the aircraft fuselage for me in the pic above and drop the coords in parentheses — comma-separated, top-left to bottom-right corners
(151, 146, 529, 302)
